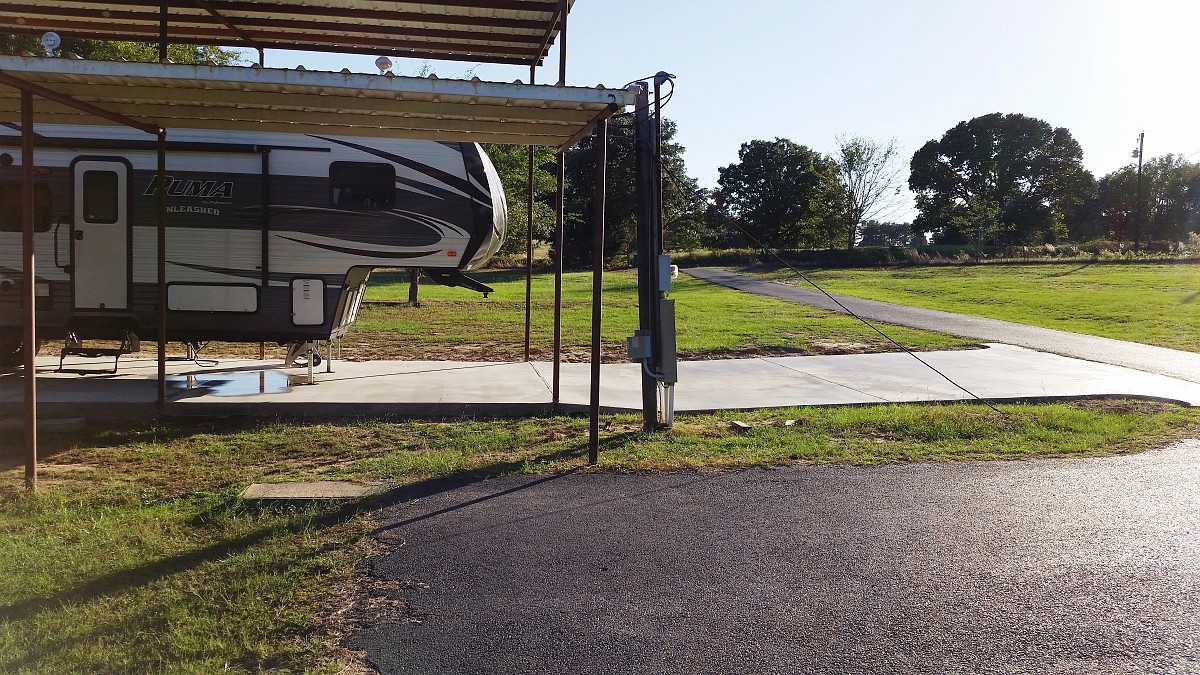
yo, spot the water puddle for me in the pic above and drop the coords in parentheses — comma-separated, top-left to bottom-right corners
(167, 370, 298, 397)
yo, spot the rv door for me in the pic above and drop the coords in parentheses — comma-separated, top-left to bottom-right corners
(72, 160, 129, 310)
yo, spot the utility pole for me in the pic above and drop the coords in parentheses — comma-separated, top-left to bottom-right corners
(1133, 132, 1145, 252)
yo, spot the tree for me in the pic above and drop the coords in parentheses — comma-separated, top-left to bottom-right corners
(858, 220, 914, 247)
(835, 135, 904, 249)
(909, 113, 1094, 246)
(480, 143, 558, 256)
(1085, 155, 1200, 245)
(1, 35, 241, 65)
(1095, 166, 1139, 242)
(716, 138, 843, 249)
(1143, 154, 1200, 242)
(557, 116, 706, 268)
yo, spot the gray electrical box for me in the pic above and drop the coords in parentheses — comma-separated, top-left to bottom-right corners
(658, 298, 677, 384)
(626, 331, 652, 360)
(657, 254, 673, 293)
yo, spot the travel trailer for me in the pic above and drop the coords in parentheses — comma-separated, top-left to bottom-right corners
(0, 124, 507, 368)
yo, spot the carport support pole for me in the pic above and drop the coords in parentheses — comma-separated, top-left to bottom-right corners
(588, 119, 608, 464)
(558, 0, 568, 86)
(633, 84, 661, 431)
(21, 89, 37, 491)
(157, 3, 168, 62)
(524, 68, 536, 362)
(156, 129, 167, 408)
(552, 151, 565, 408)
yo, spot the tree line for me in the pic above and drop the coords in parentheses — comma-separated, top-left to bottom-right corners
(531, 111, 1200, 264)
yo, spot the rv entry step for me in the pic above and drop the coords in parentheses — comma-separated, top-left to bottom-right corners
(59, 330, 140, 374)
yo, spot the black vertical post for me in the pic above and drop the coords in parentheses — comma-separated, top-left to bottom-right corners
(551, 0, 567, 405)
(259, 148, 270, 359)
(552, 151, 565, 408)
(633, 84, 661, 430)
(588, 118, 608, 464)
(21, 89, 36, 491)
(1134, 131, 1145, 252)
(557, 0, 568, 85)
(158, 3, 169, 61)
(260, 149, 270, 287)
(653, 77, 665, 246)
(524, 66, 536, 362)
(156, 129, 167, 408)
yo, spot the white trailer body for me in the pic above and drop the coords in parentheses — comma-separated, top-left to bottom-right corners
(0, 123, 507, 363)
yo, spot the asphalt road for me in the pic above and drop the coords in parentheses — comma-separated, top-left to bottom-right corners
(685, 267, 1200, 384)
(349, 441, 1200, 674)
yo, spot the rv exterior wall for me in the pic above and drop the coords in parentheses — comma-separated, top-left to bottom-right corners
(0, 124, 506, 350)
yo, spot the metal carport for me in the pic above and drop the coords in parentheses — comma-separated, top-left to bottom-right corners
(2, 1, 674, 491)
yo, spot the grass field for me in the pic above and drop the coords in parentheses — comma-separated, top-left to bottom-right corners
(2, 401, 1199, 672)
(38, 267, 968, 363)
(748, 262, 1200, 352)
(338, 268, 969, 362)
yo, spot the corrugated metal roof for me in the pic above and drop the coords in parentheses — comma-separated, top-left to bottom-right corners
(1, 0, 576, 66)
(0, 55, 635, 147)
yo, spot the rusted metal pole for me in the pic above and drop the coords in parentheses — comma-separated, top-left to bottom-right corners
(588, 118, 608, 465)
(524, 65, 535, 362)
(158, 3, 169, 61)
(558, 0, 568, 85)
(259, 148, 269, 360)
(156, 129, 167, 408)
(21, 89, 36, 491)
(551, 150, 564, 408)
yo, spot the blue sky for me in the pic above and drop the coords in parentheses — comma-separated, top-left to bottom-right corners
(253, 0, 1199, 220)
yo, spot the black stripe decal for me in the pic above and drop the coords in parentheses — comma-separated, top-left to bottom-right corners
(168, 260, 294, 283)
(276, 235, 442, 259)
(308, 135, 490, 203)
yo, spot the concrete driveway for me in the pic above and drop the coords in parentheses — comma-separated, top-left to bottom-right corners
(686, 267, 1200, 384)
(348, 441, 1200, 674)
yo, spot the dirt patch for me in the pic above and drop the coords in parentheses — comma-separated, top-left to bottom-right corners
(1074, 398, 1184, 415)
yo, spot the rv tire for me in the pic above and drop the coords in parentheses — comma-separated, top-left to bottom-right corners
(0, 339, 42, 371)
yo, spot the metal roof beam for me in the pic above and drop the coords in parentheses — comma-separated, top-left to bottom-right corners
(4, 84, 597, 122)
(0, 7, 548, 46)
(0, 112, 569, 145)
(4, 2, 552, 31)
(2, 99, 580, 136)
(0, 70, 160, 135)
(187, 0, 265, 53)
(557, 103, 617, 151)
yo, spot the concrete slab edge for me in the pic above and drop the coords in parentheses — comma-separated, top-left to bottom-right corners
(2, 393, 1191, 427)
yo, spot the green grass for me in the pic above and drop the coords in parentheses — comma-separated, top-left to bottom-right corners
(748, 262, 1200, 351)
(2, 400, 1199, 672)
(349, 269, 969, 361)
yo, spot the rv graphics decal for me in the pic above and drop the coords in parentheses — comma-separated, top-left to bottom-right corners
(143, 175, 235, 200)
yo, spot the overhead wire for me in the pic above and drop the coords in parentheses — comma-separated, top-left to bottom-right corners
(595, 76, 1005, 414)
(601, 113, 1005, 414)
(657, 164, 1008, 416)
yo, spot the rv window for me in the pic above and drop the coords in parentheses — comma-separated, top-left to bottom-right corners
(83, 170, 120, 224)
(329, 162, 395, 210)
(0, 183, 52, 233)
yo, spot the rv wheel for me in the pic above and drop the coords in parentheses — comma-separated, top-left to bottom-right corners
(0, 339, 35, 370)
(0, 343, 17, 370)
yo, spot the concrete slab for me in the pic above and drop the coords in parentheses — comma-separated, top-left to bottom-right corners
(4, 344, 1200, 421)
(240, 481, 385, 500)
(686, 267, 1200, 384)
